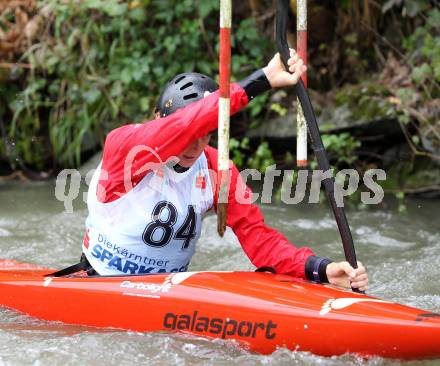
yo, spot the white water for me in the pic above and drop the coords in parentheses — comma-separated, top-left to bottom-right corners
(0, 181, 439, 366)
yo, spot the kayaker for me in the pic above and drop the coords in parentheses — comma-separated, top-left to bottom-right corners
(80, 49, 368, 291)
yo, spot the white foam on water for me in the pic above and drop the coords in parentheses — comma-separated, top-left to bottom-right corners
(0, 228, 11, 237)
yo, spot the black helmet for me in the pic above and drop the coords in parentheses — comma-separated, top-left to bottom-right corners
(155, 72, 218, 117)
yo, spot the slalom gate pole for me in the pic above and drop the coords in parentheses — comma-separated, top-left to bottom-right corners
(296, 0, 308, 167)
(217, 0, 232, 237)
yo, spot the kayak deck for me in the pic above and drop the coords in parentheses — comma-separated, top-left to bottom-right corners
(0, 259, 439, 359)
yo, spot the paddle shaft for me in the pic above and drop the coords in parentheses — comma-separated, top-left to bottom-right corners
(275, 0, 362, 292)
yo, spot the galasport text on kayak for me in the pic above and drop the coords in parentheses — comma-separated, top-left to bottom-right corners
(54, 145, 387, 212)
(163, 311, 278, 340)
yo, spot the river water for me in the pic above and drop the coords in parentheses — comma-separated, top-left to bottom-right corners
(0, 179, 439, 366)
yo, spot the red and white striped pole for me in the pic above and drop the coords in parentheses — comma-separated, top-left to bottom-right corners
(297, 0, 308, 167)
(217, 0, 231, 236)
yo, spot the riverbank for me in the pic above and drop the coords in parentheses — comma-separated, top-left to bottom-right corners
(0, 1, 438, 198)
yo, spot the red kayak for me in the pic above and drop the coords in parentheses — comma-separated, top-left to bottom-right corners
(0, 259, 439, 360)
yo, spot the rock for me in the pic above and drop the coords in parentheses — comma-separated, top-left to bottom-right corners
(246, 94, 405, 159)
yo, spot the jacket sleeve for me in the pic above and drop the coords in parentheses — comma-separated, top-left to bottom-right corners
(205, 145, 316, 279)
(99, 83, 249, 202)
(108, 83, 248, 164)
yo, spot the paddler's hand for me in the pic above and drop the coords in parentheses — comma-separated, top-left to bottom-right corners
(326, 261, 369, 292)
(263, 48, 306, 88)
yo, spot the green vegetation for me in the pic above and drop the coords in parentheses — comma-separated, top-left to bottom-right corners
(322, 133, 361, 166)
(0, 0, 438, 200)
(0, 0, 269, 170)
(247, 141, 275, 173)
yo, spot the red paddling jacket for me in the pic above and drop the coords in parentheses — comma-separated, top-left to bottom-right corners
(84, 70, 330, 280)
